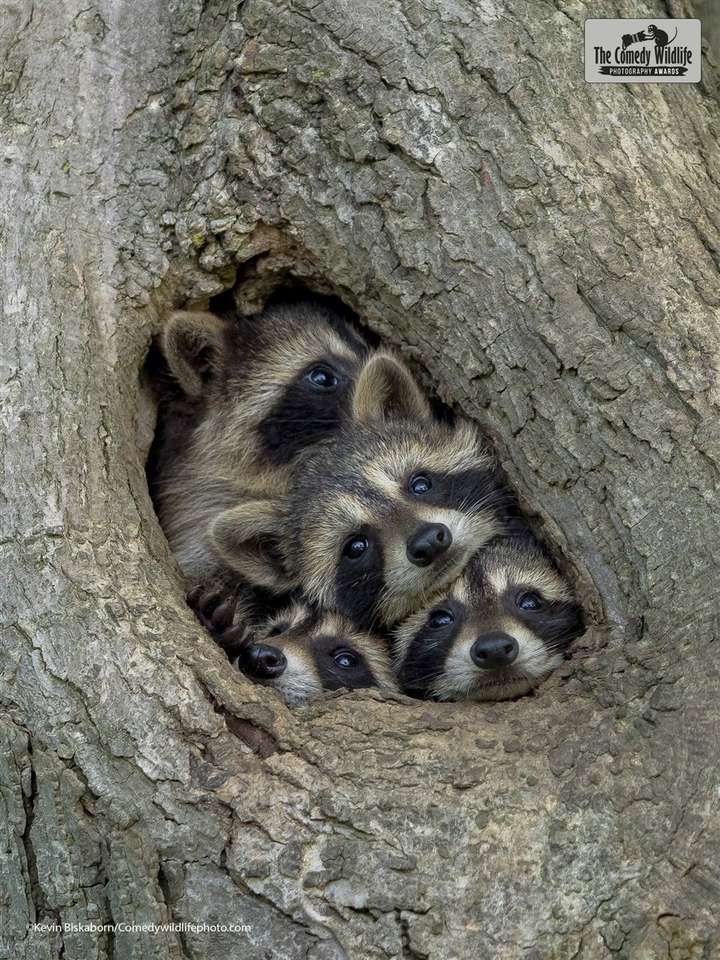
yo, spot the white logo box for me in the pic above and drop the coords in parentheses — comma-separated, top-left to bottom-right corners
(585, 19, 701, 83)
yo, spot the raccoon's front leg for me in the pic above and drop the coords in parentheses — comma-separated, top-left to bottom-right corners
(186, 583, 252, 657)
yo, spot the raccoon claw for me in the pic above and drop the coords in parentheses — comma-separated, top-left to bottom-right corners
(215, 623, 249, 657)
(186, 584, 251, 655)
(186, 586, 224, 632)
(209, 598, 236, 632)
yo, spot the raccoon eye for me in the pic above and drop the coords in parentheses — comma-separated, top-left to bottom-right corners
(333, 649, 359, 669)
(517, 591, 544, 611)
(305, 365, 339, 392)
(342, 535, 368, 560)
(428, 608, 454, 628)
(409, 474, 432, 495)
(267, 623, 288, 637)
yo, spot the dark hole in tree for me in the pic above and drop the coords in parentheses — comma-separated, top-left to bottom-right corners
(143, 280, 589, 709)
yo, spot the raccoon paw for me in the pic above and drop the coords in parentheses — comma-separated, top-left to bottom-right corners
(186, 585, 251, 657)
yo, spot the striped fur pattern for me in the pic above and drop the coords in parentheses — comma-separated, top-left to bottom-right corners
(393, 533, 584, 701)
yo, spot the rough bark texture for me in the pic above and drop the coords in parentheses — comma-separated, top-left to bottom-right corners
(2, 1, 719, 958)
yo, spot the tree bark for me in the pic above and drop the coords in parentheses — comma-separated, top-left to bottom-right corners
(2, 1, 719, 958)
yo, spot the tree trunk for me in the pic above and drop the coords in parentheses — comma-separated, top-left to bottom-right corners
(2, 1, 719, 958)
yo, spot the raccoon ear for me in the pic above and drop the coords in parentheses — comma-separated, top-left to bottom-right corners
(210, 501, 294, 593)
(351, 353, 431, 423)
(162, 311, 226, 397)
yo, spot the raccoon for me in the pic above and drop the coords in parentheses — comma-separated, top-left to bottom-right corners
(198, 593, 397, 706)
(147, 295, 371, 587)
(211, 358, 513, 628)
(392, 533, 585, 701)
(242, 603, 399, 706)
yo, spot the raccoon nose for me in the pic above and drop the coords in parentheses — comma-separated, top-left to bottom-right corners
(406, 523, 452, 567)
(471, 632, 519, 670)
(240, 643, 287, 680)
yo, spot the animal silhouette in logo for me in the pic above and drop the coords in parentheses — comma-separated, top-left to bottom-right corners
(647, 24, 678, 50)
(621, 23, 677, 51)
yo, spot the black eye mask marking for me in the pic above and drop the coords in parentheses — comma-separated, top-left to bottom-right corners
(511, 598, 585, 652)
(259, 354, 354, 464)
(312, 636, 378, 691)
(404, 469, 506, 516)
(395, 602, 463, 696)
(335, 531, 385, 630)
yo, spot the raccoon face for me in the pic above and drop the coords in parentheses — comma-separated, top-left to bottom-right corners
(393, 535, 585, 701)
(162, 299, 370, 469)
(289, 417, 509, 628)
(234, 604, 397, 706)
(209, 348, 477, 614)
